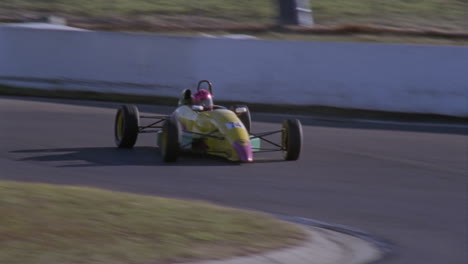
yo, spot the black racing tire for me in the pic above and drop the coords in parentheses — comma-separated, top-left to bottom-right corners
(282, 119, 302, 161)
(160, 116, 180, 162)
(229, 105, 251, 133)
(114, 105, 140, 149)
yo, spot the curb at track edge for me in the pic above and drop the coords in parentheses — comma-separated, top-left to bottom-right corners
(271, 214, 394, 260)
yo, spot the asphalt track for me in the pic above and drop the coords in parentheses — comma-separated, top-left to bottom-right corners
(1, 96, 467, 264)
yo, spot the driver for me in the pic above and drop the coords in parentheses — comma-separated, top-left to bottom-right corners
(193, 89, 213, 111)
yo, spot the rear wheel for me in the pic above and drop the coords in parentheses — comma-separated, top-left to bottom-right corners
(230, 105, 251, 133)
(114, 105, 139, 148)
(282, 119, 302, 161)
(161, 117, 180, 162)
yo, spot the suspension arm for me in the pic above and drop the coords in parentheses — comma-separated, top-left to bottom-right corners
(250, 129, 283, 139)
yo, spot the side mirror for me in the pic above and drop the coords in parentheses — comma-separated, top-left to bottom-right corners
(234, 107, 247, 114)
(192, 105, 204, 111)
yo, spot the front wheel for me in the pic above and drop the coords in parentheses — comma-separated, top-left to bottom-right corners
(282, 119, 302, 161)
(160, 117, 180, 162)
(114, 105, 140, 148)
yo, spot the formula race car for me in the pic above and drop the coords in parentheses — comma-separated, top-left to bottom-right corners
(114, 80, 302, 162)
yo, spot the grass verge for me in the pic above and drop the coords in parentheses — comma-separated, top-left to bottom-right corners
(0, 180, 305, 264)
(1, 0, 467, 31)
(1, 0, 468, 45)
(1, 85, 466, 124)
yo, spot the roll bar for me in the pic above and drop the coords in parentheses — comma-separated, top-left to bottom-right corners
(197, 80, 213, 95)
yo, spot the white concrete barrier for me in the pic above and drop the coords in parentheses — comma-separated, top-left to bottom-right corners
(1, 26, 467, 117)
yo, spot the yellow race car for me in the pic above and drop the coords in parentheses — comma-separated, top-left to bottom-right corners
(114, 80, 302, 162)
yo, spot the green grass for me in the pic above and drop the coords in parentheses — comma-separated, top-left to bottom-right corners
(0, 180, 305, 264)
(0, 0, 276, 24)
(2, 0, 467, 44)
(1, 0, 273, 16)
(1, 0, 467, 30)
(310, 0, 467, 30)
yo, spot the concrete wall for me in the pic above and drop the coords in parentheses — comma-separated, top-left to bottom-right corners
(1, 26, 467, 117)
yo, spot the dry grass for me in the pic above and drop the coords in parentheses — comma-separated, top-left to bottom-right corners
(0, 180, 305, 264)
(1, 0, 467, 31)
(1, 1, 468, 44)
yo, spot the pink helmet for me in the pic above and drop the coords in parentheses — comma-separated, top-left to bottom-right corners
(193, 89, 213, 110)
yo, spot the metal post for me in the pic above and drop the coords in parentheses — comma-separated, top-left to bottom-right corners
(277, 0, 297, 25)
(277, 0, 314, 26)
(295, 0, 314, 26)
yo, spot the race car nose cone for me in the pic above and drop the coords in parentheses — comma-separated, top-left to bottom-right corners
(233, 141, 253, 162)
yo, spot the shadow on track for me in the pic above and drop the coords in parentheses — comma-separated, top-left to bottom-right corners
(11, 147, 251, 167)
(11, 147, 287, 167)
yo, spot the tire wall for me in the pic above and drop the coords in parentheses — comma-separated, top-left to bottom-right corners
(1, 27, 467, 117)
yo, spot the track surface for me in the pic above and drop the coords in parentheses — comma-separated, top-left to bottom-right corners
(1, 96, 466, 264)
